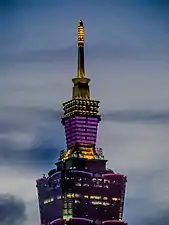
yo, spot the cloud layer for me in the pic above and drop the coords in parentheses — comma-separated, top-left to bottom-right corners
(0, 194, 26, 225)
(0, 106, 168, 170)
(0, 106, 63, 170)
(1, 105, 169, 225)
(103, 110, 169, 124)
(0, 1, 169, 225)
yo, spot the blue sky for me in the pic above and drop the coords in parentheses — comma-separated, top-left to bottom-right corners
(0, 0, 169, 225)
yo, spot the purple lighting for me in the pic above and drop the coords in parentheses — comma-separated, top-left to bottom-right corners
(88, 121, 97, 125)
(75, 116, 85, 120)
(64, 115, 99, 148)
(50, 218, 63, 224)
(50, 171, 61, 178)
(103, 220, 124, 224)
(70, 170, 93, 176)
(36, 20, 128, 225)
(71, 218, 93, 222)
(36, 178, 46, 182)
(102, 174, 124, 177)
(88, 118, 98, 121)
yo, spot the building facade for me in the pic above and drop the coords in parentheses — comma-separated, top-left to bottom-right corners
(36, 20, 128, 225)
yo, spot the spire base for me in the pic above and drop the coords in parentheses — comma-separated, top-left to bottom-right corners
(72, 77, 90, 85)
(72, 77, 91, 99)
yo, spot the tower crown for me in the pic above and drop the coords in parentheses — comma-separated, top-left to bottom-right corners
(36, 21, 128, 225)
(61, 21, 102, 161)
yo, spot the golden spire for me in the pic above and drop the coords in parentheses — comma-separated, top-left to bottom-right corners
(72, 20, 90, 99)
(77, 20, 85, 78)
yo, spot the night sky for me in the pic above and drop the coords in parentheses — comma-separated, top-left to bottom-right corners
(0, 0, 169, 225)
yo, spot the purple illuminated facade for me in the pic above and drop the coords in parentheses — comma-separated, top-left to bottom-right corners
(36, 21, 128, 225)
(62, 115, 100, 147)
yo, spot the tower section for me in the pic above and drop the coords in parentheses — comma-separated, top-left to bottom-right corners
(36, 20, 128, 225)
(61, 20, 101, 160)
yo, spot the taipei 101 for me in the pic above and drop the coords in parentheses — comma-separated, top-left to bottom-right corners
(0, 1, 169, 225)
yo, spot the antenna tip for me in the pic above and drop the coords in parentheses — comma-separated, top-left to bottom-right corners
(79, 20, 83, 26)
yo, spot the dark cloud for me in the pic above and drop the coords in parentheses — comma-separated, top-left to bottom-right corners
(103, 110, 169, 124)
(126, 196, 169, 225)
(0, 106, 61, 132)
(145, 210, 169, 225)
(145, 212, 169, 225)
(0, 193, 26, 225)
(0, 106, 64, 169)
(0, 46, 75, 63)
(0, 106, 169, 170)
(1, 38, 168, 64)
(124, 168, 169, 225)
(0, 0, 21, 9)
(0, 142, 60, 169)
(18, 46, 76, 63)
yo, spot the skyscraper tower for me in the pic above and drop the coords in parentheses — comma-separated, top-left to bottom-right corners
(36, 21, 128, 225)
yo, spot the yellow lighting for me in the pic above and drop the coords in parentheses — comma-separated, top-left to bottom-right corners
(78, 24, 84, 44)
(44, 197, 54, 204)
(75, 194, 80, 197)
(62, 149, 72, 161)
(67, 194, 73, 198)
(84, 195, 89, 198)
(63, 215, 72, 221)
(90, 196, 101, 200)
(91, 201, 102, 205)
(112, 197, 120, 201)
(103, 197, 108, 200)
(103, 202, 110, 206)
(61, 139, 98, 161)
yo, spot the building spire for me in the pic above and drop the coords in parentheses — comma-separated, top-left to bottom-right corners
(72, 20, 90, 99)
(77, 20, 85, 78)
